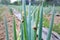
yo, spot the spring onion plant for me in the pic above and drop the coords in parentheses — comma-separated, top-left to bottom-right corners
(28, 0, 31, 40)
(20, 22, 24, 40)
(13, 17, 17, 40)
(38, 2, 43, 40)
(33, 6, 40, 40)
(9, 8, 13, 15)
(21, 0, 44, 40)
(46, 5, 55, 40)
(22, 0, 28, 40)
(4, 16, 9, 40)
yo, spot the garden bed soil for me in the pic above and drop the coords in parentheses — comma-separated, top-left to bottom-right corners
(0, 13, 20, 40)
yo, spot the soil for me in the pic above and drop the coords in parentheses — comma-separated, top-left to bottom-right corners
(44, 13, 60, 25)
(0, 12, 20, 40)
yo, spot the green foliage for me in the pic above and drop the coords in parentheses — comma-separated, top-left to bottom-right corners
(22, 0, 28, 40)
(0, 16, 3, 22)
(13, 17, 17, 40)
(38, 2, 43, 40)
(0, 7, 7, 21)
(53, 24, 60, 34)
(46, 5, 55, 40)
(20, 22, 24, 40)
(9, 8, 13, 15)
(28, 1, 31, 40)
(1, 0, 10, 5)
(43, 17, 49, 28)
(4, 16, 9, 40)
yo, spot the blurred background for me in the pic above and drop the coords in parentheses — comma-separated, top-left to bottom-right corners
(0, 0, 60, 6)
